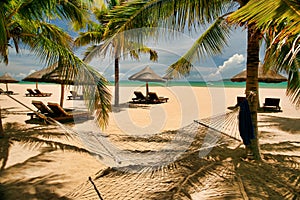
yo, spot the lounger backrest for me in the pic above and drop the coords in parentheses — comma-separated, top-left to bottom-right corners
(70, 91, 77, 96)
(34, 89, 43, 94)
(148, 92, 158, 100)
(47, 102, 69, 116)
(134, 91, 146, 99)
(265, 98, 280, 106)
(237, 96, 246, 104)
(27, 89, 36, 94)
(32, 100, 53, 114)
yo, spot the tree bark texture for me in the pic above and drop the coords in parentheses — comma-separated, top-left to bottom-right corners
(114, 57, 119, 106)
(246, 23, 262, 160)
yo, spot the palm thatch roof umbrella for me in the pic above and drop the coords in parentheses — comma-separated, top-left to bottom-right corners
(231, 64, 287, 83)
(23, 64, 75, 107)
(231, 63, 287, 108)
(41, 68, 76, 107)
(0, 73, 19, 91)
(22, 67, 54, 89)
(128, 66, 165, 97)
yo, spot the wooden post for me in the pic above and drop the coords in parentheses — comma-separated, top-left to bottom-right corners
(60, 84, 64, 107)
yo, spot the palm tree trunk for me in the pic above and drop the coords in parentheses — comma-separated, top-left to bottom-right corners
(246, 24, 262, 160)
(0, 107, 4, 138)
(114, 57, 119, 106)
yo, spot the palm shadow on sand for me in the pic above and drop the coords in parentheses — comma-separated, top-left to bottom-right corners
(0, 174, 70, 200)
(66, 115, 300, 199)
(0, 122, 97, 199)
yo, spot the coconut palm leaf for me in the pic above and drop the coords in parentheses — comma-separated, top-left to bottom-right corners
(0, 0, 93, 64)
(74, 23, 105, 47)
(167, 17, 231, 78)
(228, 0, 300, 40)
(101, 0, 233, 55)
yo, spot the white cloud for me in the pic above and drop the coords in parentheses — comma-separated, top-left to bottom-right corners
(15, 73, 27, 79)
(208, 54, 245, 80)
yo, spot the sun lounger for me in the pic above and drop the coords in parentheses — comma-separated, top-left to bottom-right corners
(132, 91, 147, 103)
(34, 89, 52, 97)
(147, 92, 169, 104)
(263, 98, 281, 111)
(68, 91, 84, 100)
(27, 100, 54, 119)
(0, 88, 14, 95)
(47, 102, 91, 122)
(26, 89, 37, 96)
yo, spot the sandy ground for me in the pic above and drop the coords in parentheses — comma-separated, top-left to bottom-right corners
(0, 83, 299, 199)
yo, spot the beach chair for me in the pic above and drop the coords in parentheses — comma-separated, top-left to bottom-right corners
(34, 89, 52, 97)
(27, 100, 54, 119)
(47, 102, 91, 122)
(25, 89, 39, 97)
(132, 91, 147, 103)
(147, 92, 169, 104)
(263, 98, 281, 111)
(68, 91, 84, 100)
(0, 88, 14, 95)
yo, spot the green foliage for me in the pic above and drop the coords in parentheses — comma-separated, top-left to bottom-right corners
(229, 0, 300, 107)
(0, 0, 112, 128)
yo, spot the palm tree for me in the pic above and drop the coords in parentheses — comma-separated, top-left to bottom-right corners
(98, 0, 263, 160)
(228, 0, 300, 108)
(75, 1, 158, 106)
(0, 0, 111, 128)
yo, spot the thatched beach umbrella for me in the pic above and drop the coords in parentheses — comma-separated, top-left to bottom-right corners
(231, 63, 287, 108)
(23, 67, 54, 89)
(128, 66, 165, 96)
(23, 65, 74, 107)
(231, 64, 287, 83)
(41, 68, 76, 107)
(0, 73, 19, 91)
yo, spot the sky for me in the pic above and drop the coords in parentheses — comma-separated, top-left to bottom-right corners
(0, 24, 253, 82)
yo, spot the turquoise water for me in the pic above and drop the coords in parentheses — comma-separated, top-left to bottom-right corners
(108, 80, 287, 88)
(20, 80, 287, 88)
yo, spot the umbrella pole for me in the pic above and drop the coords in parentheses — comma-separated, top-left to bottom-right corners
(5, 83, 8, 91)
(60, 84, 64, 107)
(36, 82, 38, 89)
(146, 82, 149, 98)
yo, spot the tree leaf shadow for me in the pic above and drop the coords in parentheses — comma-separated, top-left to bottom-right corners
(259, 115, 300, 134)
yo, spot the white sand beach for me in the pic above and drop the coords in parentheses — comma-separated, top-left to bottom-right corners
(0, 83, 299, 199)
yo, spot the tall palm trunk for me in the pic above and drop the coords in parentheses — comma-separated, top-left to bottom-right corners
(114, 57, 119, 106)
(246, 24, 262, 160)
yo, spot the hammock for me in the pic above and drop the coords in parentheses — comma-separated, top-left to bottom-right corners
(5, 94, 247, 199)
(65, 107, 244, 200)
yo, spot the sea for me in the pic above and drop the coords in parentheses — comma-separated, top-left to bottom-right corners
(19, 80, 287, 88)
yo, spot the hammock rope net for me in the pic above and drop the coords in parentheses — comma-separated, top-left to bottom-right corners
(65, 107, 243, 199)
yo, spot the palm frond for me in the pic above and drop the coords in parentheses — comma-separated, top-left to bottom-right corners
(74, 23, 105, 47)
(23, 33, 111, 127)
(100, 0, 233, 56)
(228, 0, 300, 40)
(167, 18, 231, 78)
(262, 26, 300, 107)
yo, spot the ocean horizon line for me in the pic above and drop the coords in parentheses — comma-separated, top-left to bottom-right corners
(18, 80, 287, 89)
